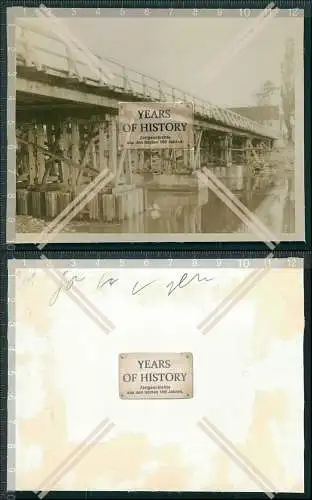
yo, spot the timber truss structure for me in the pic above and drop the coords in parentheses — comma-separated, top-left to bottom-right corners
(15, 15, 278, 192)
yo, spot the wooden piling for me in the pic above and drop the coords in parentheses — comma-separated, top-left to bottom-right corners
(119, 193, 125, 221)
(89, 194, 100, 221)
(45, 191, 59, 219)
(109, 194, 116, 222)
(114, 193, 122, 222)
(107, 194, 114, 222)
(58, 191, 72, 215)
(16, 189, 29, 215)
(30, 188, 44, 219)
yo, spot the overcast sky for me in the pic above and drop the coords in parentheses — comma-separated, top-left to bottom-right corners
(19, 10, 303, 108)
(66, 13, 303, 107)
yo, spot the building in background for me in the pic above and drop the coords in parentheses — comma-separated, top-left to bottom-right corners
(229, 104, 288, 146)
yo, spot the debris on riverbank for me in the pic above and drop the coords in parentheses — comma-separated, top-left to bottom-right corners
(16, 215, 46, 233)
(15, 215, 79, 233)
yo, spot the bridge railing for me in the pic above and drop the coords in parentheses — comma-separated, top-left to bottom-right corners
(15, 18, 279, 140)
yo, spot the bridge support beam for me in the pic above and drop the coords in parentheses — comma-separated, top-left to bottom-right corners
(222, 133, 232, 167)
(200, 131, 210, 166)
(27, 125, 36, 186)
(109, 116, 118, 183)
(245, 138, 253, 163)
(98, 121, 108, 172)
(15, 98, 277, 227)
(191, 129, 203, 171)
(71, 120, 80, 188)
(210, 134, 233, 168)
(219, 136, 226, 165)
(36, 123, 46, 184)
(59, 122, 70, 186)
(16, 113, 145, 224)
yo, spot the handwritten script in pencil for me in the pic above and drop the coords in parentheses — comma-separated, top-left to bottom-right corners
(47, 271, 215, 306)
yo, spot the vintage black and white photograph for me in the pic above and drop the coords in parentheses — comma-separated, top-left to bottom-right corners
(8, 7, 304, 243)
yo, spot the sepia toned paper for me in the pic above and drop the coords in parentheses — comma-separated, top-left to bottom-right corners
(119, 352, 193, 399)
(8, 258, 305, 493)
(7, 8, 305, 243)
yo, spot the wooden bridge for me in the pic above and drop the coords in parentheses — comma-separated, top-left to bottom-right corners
(14, 15, 280, 224)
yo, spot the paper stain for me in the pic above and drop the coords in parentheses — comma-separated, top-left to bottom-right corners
(17, 424, 193, 490)
(250, 269, 304, 361)
(142, 462, 191, 490)
(16, 271, 55, 334)
(242, 389, 288, 489)
(204, 388, 303, 493)
(14, 265, 304, 492)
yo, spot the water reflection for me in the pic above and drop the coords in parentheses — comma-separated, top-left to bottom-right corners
(68, 171, 295, 235)
(123, 172, 293, 234)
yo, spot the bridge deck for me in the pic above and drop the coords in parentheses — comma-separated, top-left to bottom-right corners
(14, 17, 279, 140)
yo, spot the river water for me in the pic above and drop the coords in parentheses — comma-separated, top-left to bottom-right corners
(56, 171, 295, 235)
